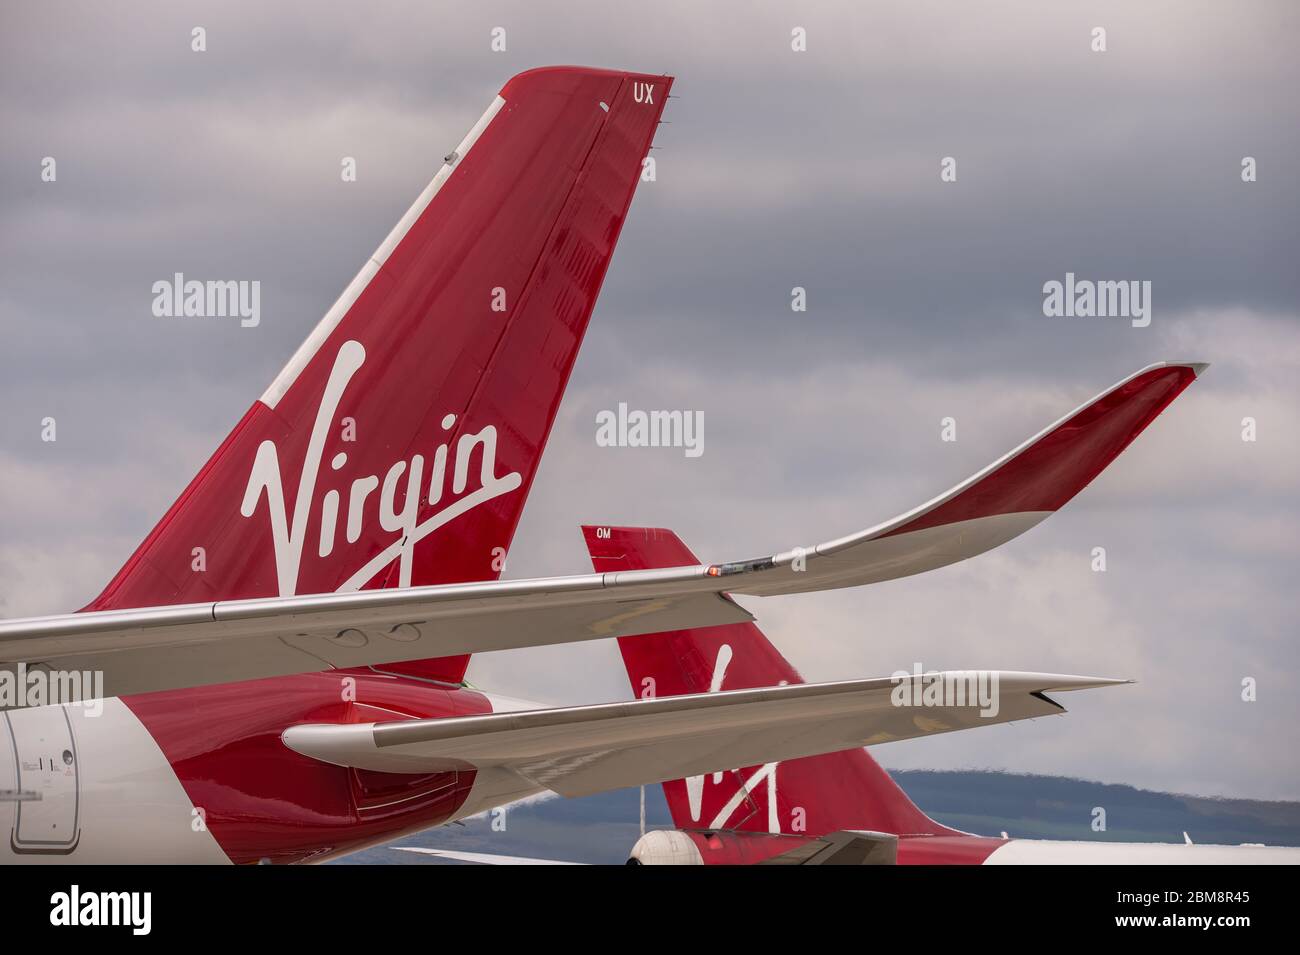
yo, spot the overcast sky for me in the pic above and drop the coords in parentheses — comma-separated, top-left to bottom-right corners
(2, 1, 1297, 800)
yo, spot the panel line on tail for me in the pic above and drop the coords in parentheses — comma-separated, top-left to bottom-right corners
(261, 95, 508, 409)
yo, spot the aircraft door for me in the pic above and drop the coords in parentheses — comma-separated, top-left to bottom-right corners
(3, 706, 81, 853)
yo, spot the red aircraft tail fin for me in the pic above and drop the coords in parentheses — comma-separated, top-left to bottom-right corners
(582, 524, 952, 838)
(87, 67, 671, 684)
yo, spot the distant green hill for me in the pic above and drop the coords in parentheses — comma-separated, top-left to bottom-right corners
(893, 770, 1300, 847)
(336, 771, 1300, 864)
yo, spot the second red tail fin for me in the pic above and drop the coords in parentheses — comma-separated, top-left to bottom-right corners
(583, 524, 952, 838)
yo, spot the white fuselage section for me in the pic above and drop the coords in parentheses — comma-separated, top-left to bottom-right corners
(983, 839, 1300, 864)
(4, 697, 1297, 865)
(1, 699, 228, 864)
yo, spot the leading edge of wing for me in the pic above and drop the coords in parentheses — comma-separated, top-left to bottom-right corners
(281, 671, 1128, 793)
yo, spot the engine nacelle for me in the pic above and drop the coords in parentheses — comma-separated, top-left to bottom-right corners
(626, 830, 705, 865)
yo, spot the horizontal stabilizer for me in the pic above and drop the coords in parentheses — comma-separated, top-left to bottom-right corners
(770, 830, 900, 866)
(281, 671, 1125, 796)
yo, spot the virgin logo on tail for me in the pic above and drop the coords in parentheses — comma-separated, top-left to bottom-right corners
(240, 340, 522, 596)
(684, 643, 783, 833)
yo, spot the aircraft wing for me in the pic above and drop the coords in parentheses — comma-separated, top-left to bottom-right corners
(0, 362, 1201, 701)
(758, 830, 901, 865)
(281, 671, 1124, 795)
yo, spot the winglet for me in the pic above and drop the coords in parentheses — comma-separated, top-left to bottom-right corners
(731, 361, 1206, 596)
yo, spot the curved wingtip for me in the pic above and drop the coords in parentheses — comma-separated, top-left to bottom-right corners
(739, 363, 1205, 597)
(1169, 360, 1210, 377)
